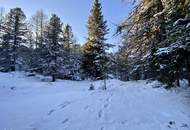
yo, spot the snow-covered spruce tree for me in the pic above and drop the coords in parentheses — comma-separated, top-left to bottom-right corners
(62, 24, 74, 76)
(0, 7, 6, 71)
(61, 24, 81, 80)
(110, 45, 130, 81)
(155, 0, 190, 87)
(0, 7, 5, 45)
(117, 0, 166, 80)
(0, 8, 27, 72)
(63, 24, 74, 52)
(146, 0, 166, 80)
(22, 26, 36, 72)
(81, 0, 109, 80)
(69, 43, 82, 80)
(116, 0, 190, 87)
(44, 14, 63, 82)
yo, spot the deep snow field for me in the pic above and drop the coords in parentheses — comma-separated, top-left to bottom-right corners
(0, 72, 190, 130)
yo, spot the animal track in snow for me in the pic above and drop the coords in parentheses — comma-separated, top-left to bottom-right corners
(98, 110, 103, 118)
(58, 101, 71, 109)
(47, 109, 55, 116)
(167, 121, 178, 129)
(61, 118, 69, 124)
(105, 97, 110, 102)
(84, 105, 89, 110)
(181, 123, 189, 128)
(103, 103, 109, 109)
(100, 126, 105, 130)
(121, 120, 128, 125)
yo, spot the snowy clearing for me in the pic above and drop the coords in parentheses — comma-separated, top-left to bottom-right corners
(0, 72, 190, 130)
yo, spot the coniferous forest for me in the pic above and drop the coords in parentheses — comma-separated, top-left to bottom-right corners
(117, 0, 190, 88)
(0, 0, 189, 87)
(0, 0, 190, 130)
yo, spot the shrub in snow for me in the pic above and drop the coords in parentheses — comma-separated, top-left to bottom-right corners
(88, 84, 95, 91)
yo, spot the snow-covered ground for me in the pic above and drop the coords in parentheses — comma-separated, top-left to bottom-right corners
(0, 72, 190, 130)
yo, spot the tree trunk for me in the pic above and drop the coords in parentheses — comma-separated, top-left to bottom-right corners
(52, 75, 56, 82)
(176, 66, 180, 87)
(11, 66, 15, 72)
(187, 59, 190, 87)
(104, 79, 107, 90)
(176, 79, 180, 87)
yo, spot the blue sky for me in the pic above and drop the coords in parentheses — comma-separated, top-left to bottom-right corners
(0, 0, 134, 46)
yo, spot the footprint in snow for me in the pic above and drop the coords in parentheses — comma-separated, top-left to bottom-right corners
(61, 118, 69, 124)
(98, 110, 103, 118)
(84, 105, 89, 110)
(10, 86, 16, 90)
(47, 109, 55, 116)
(103, 103, 109, 109)
(181, 123, 189, 128)
(100, 126, 105, 130)
(58, 101, 71, 109)
(121, 120, 128, 125)
(181, 111, 186, 115)
(105, 97, 110, 102)
(167, 121, 177, 129)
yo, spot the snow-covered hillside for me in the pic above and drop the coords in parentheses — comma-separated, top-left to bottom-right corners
(0, 72, 190, 130)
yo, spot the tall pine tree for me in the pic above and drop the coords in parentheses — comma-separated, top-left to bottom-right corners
(0, 8, 27, 72)
(44, 14, 62, 82)
(62, 24, 81, 80)
(81, 0, 109, 80)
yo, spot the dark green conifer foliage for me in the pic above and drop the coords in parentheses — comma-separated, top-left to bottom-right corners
(0, 8, 27, 72)
(81, 0, 109, 80)
(45, 14, 62, 82)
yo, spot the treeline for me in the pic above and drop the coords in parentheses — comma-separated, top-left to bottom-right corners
(0, 7, 82, 81)
(0, 0, 110, 82)
(116, 0, 190, 87)
(1, 0, 189, 87)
